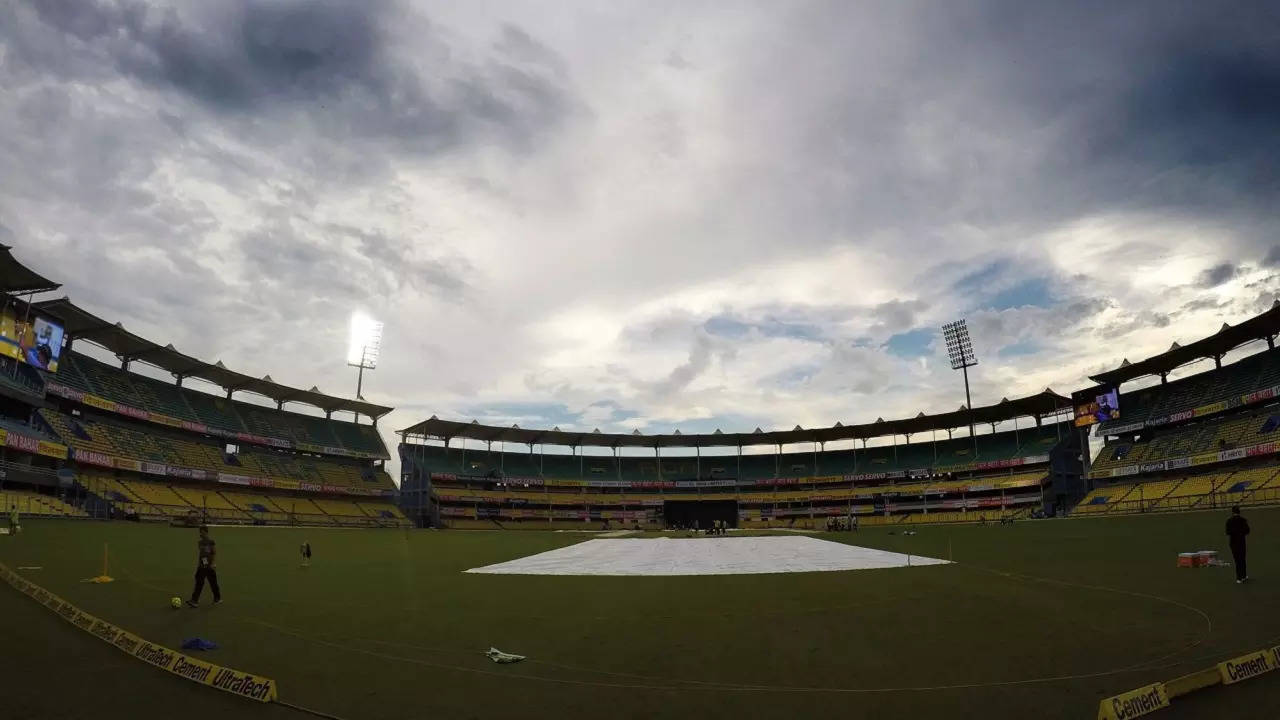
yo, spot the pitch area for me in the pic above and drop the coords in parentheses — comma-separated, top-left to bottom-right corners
(2, 511, 1280, 719)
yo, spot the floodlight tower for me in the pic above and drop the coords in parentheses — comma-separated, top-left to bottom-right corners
(347, 312, 384, 411)
(942, 319, 979, 454)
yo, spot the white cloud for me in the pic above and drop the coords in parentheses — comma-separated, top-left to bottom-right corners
(4, 1, 1280, 479)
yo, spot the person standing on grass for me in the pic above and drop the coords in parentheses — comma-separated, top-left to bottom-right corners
(186, 525, 221, 607)
(300, 541, 312, 568)
(8, 504, 19, 535)
(1226, 506, 1250, 584)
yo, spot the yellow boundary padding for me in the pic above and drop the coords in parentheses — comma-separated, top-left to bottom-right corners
(1099, 645, 1280, 718)
(0, 562, 277, 703)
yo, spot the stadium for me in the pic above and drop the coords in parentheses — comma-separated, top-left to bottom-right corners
(3, 244, 1280, 720)
(5, 2, 1280, 717)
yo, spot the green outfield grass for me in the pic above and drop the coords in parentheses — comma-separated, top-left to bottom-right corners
(3, 511, 1280, 719)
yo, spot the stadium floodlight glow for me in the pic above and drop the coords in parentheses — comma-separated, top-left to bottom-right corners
(347, 312, 383, 370)
(941, 319, 979, 453)
(347, 313, 383, 412)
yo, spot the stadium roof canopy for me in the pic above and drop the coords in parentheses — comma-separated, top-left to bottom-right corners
(0, 245, 61, 295)
(400, 390, 1071, 449)
(1090, 300, 1280, 387)
(36, 297, 393, 419)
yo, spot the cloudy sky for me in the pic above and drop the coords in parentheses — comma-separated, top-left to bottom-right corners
(3, 0, 1279, 474)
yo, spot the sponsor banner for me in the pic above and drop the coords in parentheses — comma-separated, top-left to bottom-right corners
(72, 448, 114, 468)
(502, 476, 544, 487)
(248, 477, 275, 488)
(273, 479, 299, 491)
(82, 394, 116, 412)
(113, 457, 142, 472)
(1139, 462, 1167, 474)
(965, 483, 994, 492)
(974, 458, 1025, 471)
(168, 467, 215, 481)
(5, 432, 38, 453)
(0, 562, 277, 702)
(632, 481, 675, 490)
(1225, 396, 1243, 411)
(1169, 410, 1194, 423)
(544, 479, 586, 487)
(141, 462, 167, 476)
(429, 472, 457, 481)
(322, 446, 346, 456)
(586, 480, 631, 488)
(117, 404, 149, 420)
(1104, 422, 1146, 435)
(1243, 388, 1276, 405)
(1217, 650, 1274, 685)
(1112, 465, 1139, 477)
(218, 473, 252, 486)
(1189, 453, 1219, 467)
(1193, 401, 1228, 418)
(1247, 443, 1276, 458)
(149, 413, 184, 428)
(299, 482, 323, 493)
(265, 438, 292, 449)
(1096, 682, 1169, 719)
(181, 421, 207, 434)
(1220, 448, 1246, 462)
(754, 477, 804, 486)
(1165, 457, 1191, 470)
(44, 381, 84, 402)
(36, 439, 68, 459)
(296, 442, 326, 454)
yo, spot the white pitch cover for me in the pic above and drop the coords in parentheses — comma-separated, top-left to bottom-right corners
(465, 536, 949, 576)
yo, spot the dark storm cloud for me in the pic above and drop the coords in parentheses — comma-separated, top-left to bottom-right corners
(1197, 263, 1239, 288)
(722, 0, 1280, 260)
(12, 0, 577, 156)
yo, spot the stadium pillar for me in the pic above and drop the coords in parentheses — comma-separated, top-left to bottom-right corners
(737, 445, 741, 480)
(1160, 372, 1168, 385)
(932, 430, 937, 463)
(1013, 415, 1020, 449)
(696, 446, 700, 480)
(892, 435, 897, 465)
(1214, 354, 1222, 369)
(775, 444, 780, 478)
(1269, 335, 1275, 350)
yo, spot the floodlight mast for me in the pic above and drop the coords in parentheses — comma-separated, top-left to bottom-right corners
(942, 319, 979, 454)
(347, 314, 383, 420)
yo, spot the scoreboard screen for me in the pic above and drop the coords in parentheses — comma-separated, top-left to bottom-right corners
(1073, 385, 1120, 427)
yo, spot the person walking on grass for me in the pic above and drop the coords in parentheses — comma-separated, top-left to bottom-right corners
(186, 525, 221, 607)
(1226, 506, 1251, 584)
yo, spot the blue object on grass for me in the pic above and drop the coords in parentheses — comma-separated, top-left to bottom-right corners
(181, 638, 219, 651)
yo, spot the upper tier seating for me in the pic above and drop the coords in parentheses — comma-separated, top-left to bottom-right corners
(49, 351, 387, 456)
(408, 423, 1071, 482)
